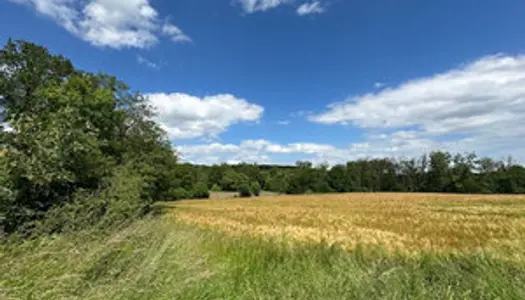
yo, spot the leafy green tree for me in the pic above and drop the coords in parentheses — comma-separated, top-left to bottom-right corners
(265, 170, 290, 193)
(238, 183, 252, 198)
(448, 153, 481, 193)
(220, 169, 248, 191)
(345, 162, 362, 191)
(327, 164, 348, 192)
(250, 181, 261, 196)
(427, 151, 452, 192)
(210, 184, 222, 192)
(167, 188, 191, 201)
(0, 40, 178, 234)
(192, 183, 210, 199)
(399, 159, 419, 192)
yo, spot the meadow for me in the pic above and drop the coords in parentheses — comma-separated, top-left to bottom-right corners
(3, 193, 525, 299)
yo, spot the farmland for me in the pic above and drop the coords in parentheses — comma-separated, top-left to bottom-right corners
(3, 193, 525, 299)
(173, 193, 525, 258)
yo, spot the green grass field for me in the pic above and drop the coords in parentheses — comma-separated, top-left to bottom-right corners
(2, 193, 525, 299)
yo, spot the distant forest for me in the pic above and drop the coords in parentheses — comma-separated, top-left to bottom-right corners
(173, 152, 525, 198)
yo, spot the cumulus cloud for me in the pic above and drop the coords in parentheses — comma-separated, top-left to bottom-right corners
(235, 0, 291, 13)
(147, 93, 264, 139)
(310, 54, 525, 161)
(296, 1, 325, 16)
(177, 133, 525, 166)
(9, 0, 190, 49)
(176, 137, 455, 165)
(176, 139, 339, 165)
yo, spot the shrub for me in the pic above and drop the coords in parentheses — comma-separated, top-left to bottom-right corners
(210, 184, 222, 192)
(238, 183, 252, 198)
(250, 182, 261, 196)
(33, 164, 147, 235)
(167, 187, 191, 201)
(192, 183, 210, 199)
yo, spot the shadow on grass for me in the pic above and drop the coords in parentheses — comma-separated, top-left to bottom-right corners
(150, 202, 178, 216)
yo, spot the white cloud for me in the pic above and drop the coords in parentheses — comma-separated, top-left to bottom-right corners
(147, 93, 264, 139)
(235, 0, 291, 13)
(9, 0, 190, 49)
(162, 23, 192, 43)
(310, 54, 525, 161)
(176, 138, 450, 165)
(176, 139, 338, 165)
(296, 1, 325, 16)
(137, 55, 159, 69)
(177, 132, 525, 165)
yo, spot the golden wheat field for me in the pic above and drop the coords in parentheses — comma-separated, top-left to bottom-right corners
(170, 193, 525, 258)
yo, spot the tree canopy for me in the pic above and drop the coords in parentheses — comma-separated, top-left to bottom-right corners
(0, 40, 178, 234)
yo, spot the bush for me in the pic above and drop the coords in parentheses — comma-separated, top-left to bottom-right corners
(250, 182, 261, 196)
(210, 184, 222, 192)
(238, 183, 252, 198)
(192, 183, 210, 199)
(167, 187, 191, 201)
(33, 164, 148, 235)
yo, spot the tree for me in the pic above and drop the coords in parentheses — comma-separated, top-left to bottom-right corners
(220, 169, 248, 191)
(167, 187, 191, 201)
(192, 183, 210, 199)
(345, 162, 362, 191)
(0, 39, 75, 123)
(0, 40, 178, 234)
(265, 169, 290, 193)
(238, 183, 252, 197)
(328, 164, 348, 192)
(448, 153, 481, 193)
(250, 181, 261, 196)
(427, 151, 452, 192)
(399, 158, 419, 192)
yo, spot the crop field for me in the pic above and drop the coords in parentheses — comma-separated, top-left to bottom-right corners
(173, 193, 525, 258)
(4, 193, 525, 299)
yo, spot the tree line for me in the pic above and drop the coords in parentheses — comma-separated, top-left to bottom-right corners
(1, 40, 524, 236)
(170, 152, 525, 197)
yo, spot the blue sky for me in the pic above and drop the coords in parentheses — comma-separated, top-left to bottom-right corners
(2, 0, 525, 165)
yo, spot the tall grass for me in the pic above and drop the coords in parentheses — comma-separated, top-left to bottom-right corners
(2, 214, 525, 299)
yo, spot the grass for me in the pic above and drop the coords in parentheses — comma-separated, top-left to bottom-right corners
(2, 193, 525, 299)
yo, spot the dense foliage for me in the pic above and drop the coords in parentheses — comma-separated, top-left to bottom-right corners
(177, 153, 525, 195)
(0, 40, 181, 235)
